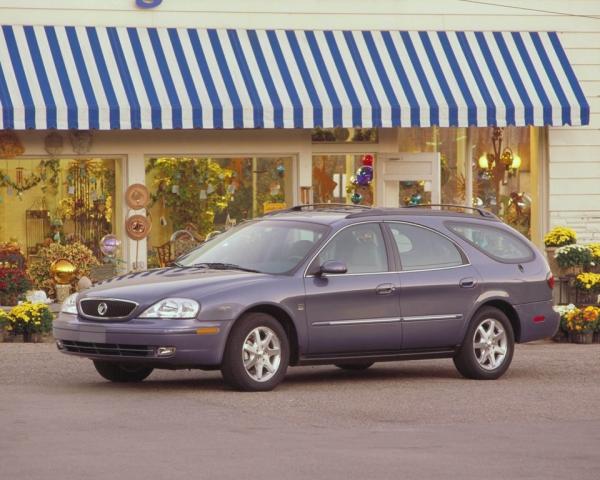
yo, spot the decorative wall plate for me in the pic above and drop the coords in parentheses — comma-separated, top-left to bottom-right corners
(125, 214, 151, 240)
(125, 183, 150, 210)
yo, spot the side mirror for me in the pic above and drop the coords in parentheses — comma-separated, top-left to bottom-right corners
(318, 260, 347, 276)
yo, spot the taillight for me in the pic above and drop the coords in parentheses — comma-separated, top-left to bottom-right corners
(547, 272, 555, 290)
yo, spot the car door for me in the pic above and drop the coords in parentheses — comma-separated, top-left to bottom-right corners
(385, 221, 481, 350)
(303, 222, 402, 355)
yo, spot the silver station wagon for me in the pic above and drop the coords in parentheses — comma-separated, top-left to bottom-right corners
(54, 204, 559, 391)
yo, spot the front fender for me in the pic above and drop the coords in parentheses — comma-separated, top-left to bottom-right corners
(195, 277, 308, 356)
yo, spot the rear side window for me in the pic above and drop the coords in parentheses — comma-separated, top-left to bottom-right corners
(388, 223, 465, 271)
(446, 222, 534, 263)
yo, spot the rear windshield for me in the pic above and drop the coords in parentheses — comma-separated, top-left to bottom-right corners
(446, 222, 534, 263)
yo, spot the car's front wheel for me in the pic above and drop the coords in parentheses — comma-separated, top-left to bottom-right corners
(453, 307, 514, 380)
(93, 360, 153, 383)
(221, 313, 289, 392)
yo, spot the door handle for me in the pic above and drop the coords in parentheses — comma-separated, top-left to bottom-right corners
(376, 283, 396, 295)
(459, 277, 476, 288)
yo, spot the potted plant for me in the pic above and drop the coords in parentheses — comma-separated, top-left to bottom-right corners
(0, 309, 10, 342)
(554, 245, 593, 277)
(3, 302, 54, 342)
(564, 306, 599, 344)
(553, 304, 576, 343)
(544, 227, 577, 276)
(574, 272, 600, 305)
(588, 243, 600, 273)
(27, 241, 99, 298)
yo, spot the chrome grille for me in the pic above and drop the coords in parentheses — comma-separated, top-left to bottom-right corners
(79, 298, 138, 320)
(61, 340, 153, 357)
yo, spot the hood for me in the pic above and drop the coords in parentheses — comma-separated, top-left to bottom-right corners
(80, 266, 269, 305)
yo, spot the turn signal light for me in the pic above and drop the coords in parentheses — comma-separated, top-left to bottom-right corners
(196, 327, 220, 335)
(547, 272, 555, 290)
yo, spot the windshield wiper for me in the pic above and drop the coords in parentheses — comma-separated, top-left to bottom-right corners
(188, 262, 261, 273)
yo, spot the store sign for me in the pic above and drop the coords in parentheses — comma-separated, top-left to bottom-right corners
(136, 0, 163, 9)
(263, 202, 287, 214)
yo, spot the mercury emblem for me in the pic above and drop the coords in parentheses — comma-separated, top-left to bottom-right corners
(97, 302, 108, 316)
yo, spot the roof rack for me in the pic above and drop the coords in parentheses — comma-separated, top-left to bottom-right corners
(347, 204, 499, 220)
(264, 203, 371, 215)
(405, 204, 498, 219)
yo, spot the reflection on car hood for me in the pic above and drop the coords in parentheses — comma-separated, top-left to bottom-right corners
(81, 266, 268, 303)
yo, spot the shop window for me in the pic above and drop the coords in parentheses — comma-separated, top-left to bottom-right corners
(0, 158, 119, 260)
(312, 154, 375, 206)
(397, 126, 539, 240)
(311, 127, 378, 143)
(471, 127, 537, 238)
(145, 156, 293, 268)
(398, 127, 468, 206)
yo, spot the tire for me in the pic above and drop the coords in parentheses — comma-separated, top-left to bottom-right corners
(221, 313, 289, 392)
(454, 307, 515, 380)
(334, 362, 374, 371)
(93, 360, 153, 383)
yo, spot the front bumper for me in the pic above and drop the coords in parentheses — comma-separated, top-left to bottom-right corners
(53, 313, 233, 368)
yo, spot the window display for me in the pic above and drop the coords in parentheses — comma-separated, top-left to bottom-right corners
(145, 156, 293, 267)
(0, 158, 119, 260)
(312, 154, 375, 206)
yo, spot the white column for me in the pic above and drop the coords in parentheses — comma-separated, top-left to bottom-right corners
(125, 151, 148, 271)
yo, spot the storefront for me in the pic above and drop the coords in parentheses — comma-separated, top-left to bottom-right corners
(0, 21, 590, 273)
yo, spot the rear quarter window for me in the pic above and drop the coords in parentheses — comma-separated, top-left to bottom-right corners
(446, 222, 534, 263)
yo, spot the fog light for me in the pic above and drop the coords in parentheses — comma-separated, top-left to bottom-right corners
(56, 340, 64, 350)
(156, 346, 176, 357)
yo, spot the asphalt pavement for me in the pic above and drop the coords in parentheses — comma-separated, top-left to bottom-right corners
(1, 341, 599, 480)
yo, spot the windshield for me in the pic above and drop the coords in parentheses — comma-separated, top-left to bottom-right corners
(176, 220, 329, 274)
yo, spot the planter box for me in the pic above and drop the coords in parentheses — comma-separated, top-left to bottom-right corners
(594, 332, 600, 344)
(569, 331, 594, 344)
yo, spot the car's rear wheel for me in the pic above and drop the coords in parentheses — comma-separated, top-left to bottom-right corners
(334, 362, 374, 371)
(93, 360, 153, 383)
(221, 313, 289, 392)
(453, 307, 514, 380)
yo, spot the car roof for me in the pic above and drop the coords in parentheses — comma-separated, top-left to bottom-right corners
(262, 204, 500, 226)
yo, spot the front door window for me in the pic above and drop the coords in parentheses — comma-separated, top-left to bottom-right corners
(312, 223, 388, 274)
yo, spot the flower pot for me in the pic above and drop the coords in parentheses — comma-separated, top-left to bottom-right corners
(546, 248, 560, 277)
(552, 330, 569, 343)
(29, 332, 43, 343)
(558, 266, 580, 278)
(569, 331, 594, 344)
(3, 332, 23, 342)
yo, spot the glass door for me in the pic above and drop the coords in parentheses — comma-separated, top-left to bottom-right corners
(377, 153, 441, 208)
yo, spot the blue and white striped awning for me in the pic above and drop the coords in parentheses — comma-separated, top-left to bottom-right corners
(0, 26, 590, 130)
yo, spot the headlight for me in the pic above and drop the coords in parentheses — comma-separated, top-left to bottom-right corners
(139, 298, 199, 319)
(61, 293, 78, 314)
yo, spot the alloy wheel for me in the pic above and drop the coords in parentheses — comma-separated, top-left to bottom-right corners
(472, 318, 508, 371)
(242, 326, 282, 382)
